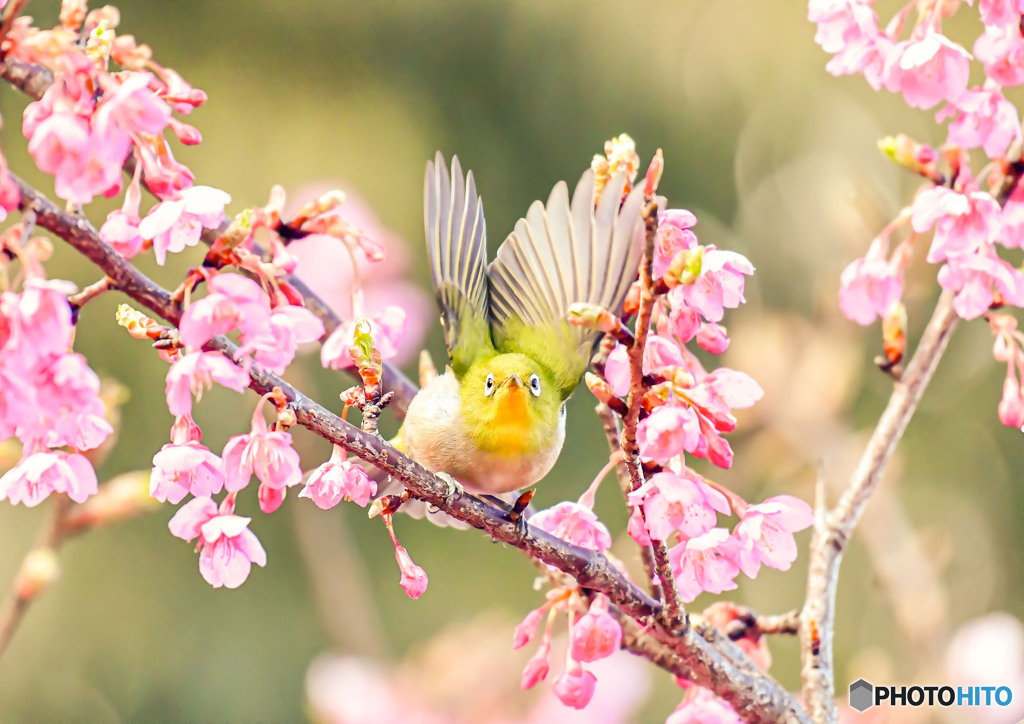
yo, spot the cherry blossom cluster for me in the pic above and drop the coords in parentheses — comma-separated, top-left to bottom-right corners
(0, 277, 110, 506)
(813, 1, 1024, 426)
(0, 1, 423, 590)
(520, 136, 814, 717)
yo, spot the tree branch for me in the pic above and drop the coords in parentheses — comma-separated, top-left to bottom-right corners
(620, 198, 687, 634)
(799, 290, 958, 722)
(13, 171, 810, 724)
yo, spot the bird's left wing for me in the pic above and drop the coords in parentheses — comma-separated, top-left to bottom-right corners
(487, 169, 645, 400)
(424, 152, 493, 377)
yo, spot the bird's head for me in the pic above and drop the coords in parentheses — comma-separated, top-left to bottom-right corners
(460, 353, 562, 454)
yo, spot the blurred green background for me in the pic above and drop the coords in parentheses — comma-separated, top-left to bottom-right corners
(0, 1, 1021, 721)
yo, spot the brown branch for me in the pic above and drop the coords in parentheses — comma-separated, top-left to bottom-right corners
(68, 275, 115, 312)
(620, 198, 686, 634)
(799, 290, 958, 722)
(13, 172, 809, 724)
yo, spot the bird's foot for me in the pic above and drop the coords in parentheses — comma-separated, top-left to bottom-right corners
(435, 472, 464, 508)
(506, 489, 536, 542)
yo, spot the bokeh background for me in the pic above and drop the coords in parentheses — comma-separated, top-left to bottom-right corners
(0, 1, 1021, 722)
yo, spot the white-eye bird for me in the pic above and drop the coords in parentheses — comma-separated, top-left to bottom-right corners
(396, 151, 644, 497)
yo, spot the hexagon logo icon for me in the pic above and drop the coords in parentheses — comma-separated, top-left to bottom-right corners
(849, 678, 874, 712)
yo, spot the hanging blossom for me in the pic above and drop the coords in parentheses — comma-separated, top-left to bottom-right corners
(298, 445, 376, 509)
(222, 395, 304, 514)
(150, 415, 225, 504)
(168, 495, 266, 589)
(138, 185, 231, 265)
(514, 587, 619, 711)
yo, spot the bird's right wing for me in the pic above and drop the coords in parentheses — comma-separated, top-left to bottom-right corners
(487, 169, 645, 400)
(424, 152, 493, 377)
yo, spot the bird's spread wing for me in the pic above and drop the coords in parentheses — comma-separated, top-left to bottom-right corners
(487, 169, 645, 400)
(424, 152, 493, 377)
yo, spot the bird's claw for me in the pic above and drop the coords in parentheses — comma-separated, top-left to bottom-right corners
(435, 472, 464, 508)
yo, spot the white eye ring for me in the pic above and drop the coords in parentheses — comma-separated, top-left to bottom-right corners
(529, 373, 541, 397)
(484, 373, 495, 396)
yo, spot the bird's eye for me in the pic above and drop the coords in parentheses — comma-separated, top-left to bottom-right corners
(484, 373, 495, 396)
(529, 373, 541, 397)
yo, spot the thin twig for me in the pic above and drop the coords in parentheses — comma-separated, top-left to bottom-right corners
(68, 275, 115, 311)
(620, 197, 686, 634)
(13, 172, 809, 724)
(0, 495, 68, 660)
(799, 290, 958, 722)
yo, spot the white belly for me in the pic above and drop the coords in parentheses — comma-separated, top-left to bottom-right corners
(401, 371, 566, 494)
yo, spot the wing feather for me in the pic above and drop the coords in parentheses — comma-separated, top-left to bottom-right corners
(424, 152, 492, 376)
(488, 169, 645, 399)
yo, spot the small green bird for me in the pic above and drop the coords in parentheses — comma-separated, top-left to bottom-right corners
(400, 152, 644, 496)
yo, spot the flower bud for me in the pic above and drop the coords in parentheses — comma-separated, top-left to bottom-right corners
(16, 548, 60, 601)
(552, 663, 597, 710)
(569, 595, 623, 662)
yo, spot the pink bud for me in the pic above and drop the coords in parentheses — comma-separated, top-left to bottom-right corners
(514, 606, 544, 649)
(395, 545, 428, 599)
(520, 641, 551, 689)
(258, 482, 285, 514)
(569, 595, 622, 663)
(696, 322, 730, 354)
(627, 505, 651, 546)
(552, 663, 597, 710)
(998, 376, 1024, 428)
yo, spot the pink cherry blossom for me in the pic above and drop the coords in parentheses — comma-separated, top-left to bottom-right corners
(655, 209, 699, 278)
(733, 495, 814, 577)
(668, 305, 701, 344)
(671, 249, 754, 323)
(168, 496, 267, 589)
(164, 350, 249, 417)
(998, 374, 1024, 428)
(685, 368, 764, 434)
(884, 33, 971, 110)
(975, 25, 1024, 88)
(552, 662, 597, 710)
(93, 72, 171, 144)
(696, 322, 730, 354)
(937, 252, 1024, 319)
(627, 505, 652, 546)
(27, 353, 112, 450)
(221, 402, 303, 494)
(809, 0, 877, 54)
(529, 502, 612, 552)
(604, 336, 687, 397)
(25, 112, 125, 205)
(15, 278, 74, 358)
(395, 544, 428, 599)
(321, 306, 405, 370)
(514, 606, 545, 649)
(636, 405, 702, 463)
(569, 595, 622, 663)
(134, 132, 194, 198)
(521, 639, 552, 689)
(138, 185, 231, 265)
(628, 470, 731, 541)
(911, 185, 1002, 263)
(245, 304, 325, 374)
(940, 89, 1022, 158)
(0, 450, 98, 506)
(839, 237, 906, 325)
(298, 446, 376, 509)
(1000, 187, 1024, 248)
(667, 693, 742, 724)
(979, 0, 1024, 28)
(826, 26, 895, 90)
(668, 527, 741, 602)
(150, 416, 225, 504)
(178, 273, 272, 349)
